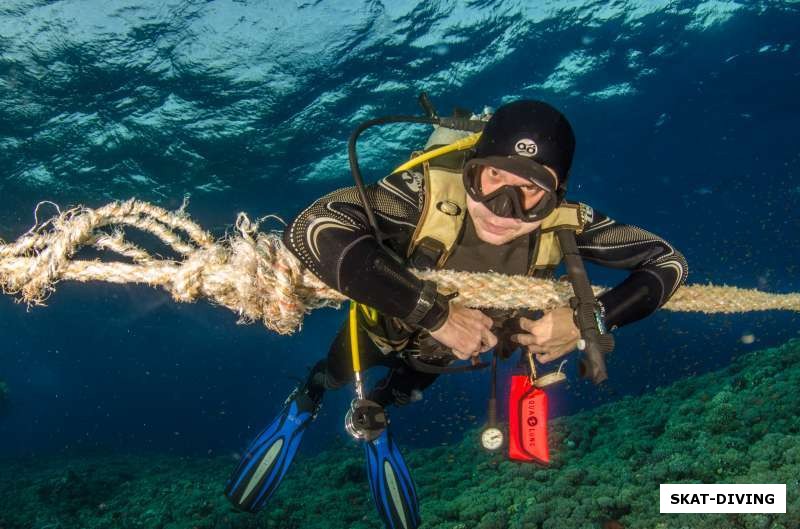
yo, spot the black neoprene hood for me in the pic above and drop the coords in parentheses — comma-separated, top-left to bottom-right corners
(471, 100, 576, 190)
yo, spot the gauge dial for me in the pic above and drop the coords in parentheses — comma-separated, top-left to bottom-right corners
(480, 427, 504, 451)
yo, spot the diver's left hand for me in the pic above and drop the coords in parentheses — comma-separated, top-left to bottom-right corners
(511, 307, 580, 363)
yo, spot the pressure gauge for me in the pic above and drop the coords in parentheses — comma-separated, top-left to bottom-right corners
(480, 426, 504, 451)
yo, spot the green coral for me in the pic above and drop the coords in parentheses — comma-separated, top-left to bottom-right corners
(1, 339, 800, 528)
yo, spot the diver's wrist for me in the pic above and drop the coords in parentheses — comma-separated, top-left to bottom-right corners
(404, 281, 449, 331)
(418, 294, 449, 331)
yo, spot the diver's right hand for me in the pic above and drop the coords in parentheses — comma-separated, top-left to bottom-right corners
(429, 304, 497, 360)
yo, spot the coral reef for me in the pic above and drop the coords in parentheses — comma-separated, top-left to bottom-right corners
(1, 339, 798, 529)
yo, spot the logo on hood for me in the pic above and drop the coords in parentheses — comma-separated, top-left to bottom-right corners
(515, 138, 538, 157)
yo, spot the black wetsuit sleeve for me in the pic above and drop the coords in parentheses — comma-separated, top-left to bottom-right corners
(282, 170, 448, 329)
(575, 206, 689, 330)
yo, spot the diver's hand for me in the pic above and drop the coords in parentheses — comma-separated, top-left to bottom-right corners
(512, 307, 580, 363)
(429, 304, 496, 360)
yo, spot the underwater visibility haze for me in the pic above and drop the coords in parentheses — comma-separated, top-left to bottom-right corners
(1, 1, 799, 528)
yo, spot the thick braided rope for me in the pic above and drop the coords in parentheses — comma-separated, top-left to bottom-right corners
(1, 199, 798, 335)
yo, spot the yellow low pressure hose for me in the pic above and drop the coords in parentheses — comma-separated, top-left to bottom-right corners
(391, 132, 481, 174)
(349, 301, 362, 373)
(349, 301, 365, 399)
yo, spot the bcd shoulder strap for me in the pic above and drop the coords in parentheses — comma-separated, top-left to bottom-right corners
(533, 203, 585, 269)
(406, 161, 467, 268)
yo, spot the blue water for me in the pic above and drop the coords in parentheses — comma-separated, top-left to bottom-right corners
(1, 0, 799, 463)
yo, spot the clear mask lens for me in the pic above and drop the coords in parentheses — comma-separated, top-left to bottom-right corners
(466, 168, 556, 222)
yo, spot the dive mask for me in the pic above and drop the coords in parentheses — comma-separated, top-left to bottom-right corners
(462, 159, 558, 222)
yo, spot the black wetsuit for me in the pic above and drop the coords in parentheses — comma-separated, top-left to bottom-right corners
(283, 168, 688, 406)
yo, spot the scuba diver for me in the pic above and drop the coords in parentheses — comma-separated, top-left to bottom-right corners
(225, 99, 688, 528)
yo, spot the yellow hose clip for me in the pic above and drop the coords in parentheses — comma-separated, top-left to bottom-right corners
(359, 303, 379, 325)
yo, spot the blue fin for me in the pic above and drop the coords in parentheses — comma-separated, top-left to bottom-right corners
(225, 395, 314, 512)
(365, 428, 421, 529)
